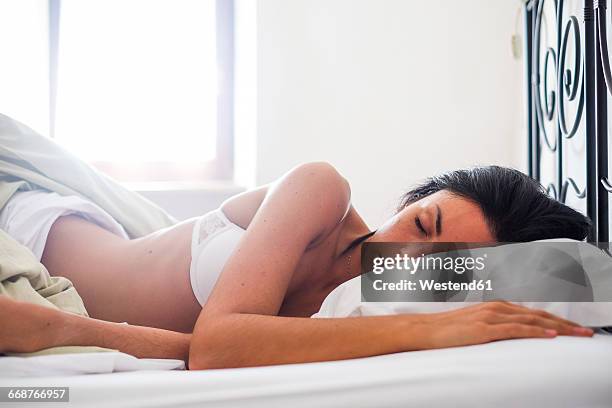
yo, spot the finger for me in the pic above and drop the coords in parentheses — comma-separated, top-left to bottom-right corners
(486, 323, 557, 342)
(502, 303, 583, 328)
(493, 314, 593, 337)
(485, 301, 582, 328)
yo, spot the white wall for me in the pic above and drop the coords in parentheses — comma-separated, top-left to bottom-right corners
(253, 0, 526, 227)
(0, 0, 527, 225)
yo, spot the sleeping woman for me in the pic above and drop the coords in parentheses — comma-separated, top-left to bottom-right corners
(0, 163, 595, 368)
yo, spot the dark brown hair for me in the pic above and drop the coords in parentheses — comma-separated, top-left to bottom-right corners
(398, 166, 591, 242)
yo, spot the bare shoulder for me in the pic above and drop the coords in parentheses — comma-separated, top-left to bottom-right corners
(285, 162, 350, 200)
(278, 161, 351, 224)
(222, 162, 351, 231)
(286, 161, 349, 187)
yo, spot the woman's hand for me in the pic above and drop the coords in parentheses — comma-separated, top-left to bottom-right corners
(416, 301, 594, 350)
(0, 296, 64, 354)
(0, 295, 191, 361)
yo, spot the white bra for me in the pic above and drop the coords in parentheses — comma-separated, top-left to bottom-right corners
(189, 208, 245, 305)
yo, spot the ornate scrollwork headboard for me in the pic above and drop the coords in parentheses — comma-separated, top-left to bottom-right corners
(525, 0, 612, 241)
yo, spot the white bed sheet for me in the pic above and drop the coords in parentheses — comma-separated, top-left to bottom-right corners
(0, 351, 184, 377)
(2, 334, 611, 408)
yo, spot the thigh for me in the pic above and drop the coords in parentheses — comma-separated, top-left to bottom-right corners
(41, 215, 201, 333)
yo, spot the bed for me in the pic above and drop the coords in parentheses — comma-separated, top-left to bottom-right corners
(526, 0, 612, 241)
(1, 1, 612, 407)
(2, 333, 611, 408)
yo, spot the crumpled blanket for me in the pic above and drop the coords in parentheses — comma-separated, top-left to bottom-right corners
(0, 113, 177, 355)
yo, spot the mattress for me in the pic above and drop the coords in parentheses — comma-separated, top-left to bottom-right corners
(2, 333, 611, 408)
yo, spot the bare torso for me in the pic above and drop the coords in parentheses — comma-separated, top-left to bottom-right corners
(41, 185, 370, 333)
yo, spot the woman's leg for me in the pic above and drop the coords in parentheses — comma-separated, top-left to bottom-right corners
(41, 215, 202, 333)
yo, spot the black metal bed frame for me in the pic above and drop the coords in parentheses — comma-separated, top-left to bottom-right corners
(524, 0, 612, 242)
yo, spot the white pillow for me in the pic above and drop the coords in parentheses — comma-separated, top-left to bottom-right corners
(313, 239, 612, 327)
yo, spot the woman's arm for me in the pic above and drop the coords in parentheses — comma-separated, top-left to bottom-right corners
(189, 162, 592, 370)
(0, 296, 190, 363)
(191, 302, 591, 369)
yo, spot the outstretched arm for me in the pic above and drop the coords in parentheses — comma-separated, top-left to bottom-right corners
(0, 296, 190, 363)
(189, 162, 592, 370)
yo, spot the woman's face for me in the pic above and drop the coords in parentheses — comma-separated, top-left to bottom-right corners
(370, 190, 495, 243)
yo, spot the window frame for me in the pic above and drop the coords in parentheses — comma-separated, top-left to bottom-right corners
(47, 0, 235, 182)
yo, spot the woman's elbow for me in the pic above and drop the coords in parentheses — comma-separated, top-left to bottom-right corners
(189, 349, 245, 371)
(188, 334, 221, 370)
(188, 326, 242, 370)
(188, 352, 217, 371)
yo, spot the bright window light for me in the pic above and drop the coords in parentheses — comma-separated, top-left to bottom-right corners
(54, 0, 217, 164)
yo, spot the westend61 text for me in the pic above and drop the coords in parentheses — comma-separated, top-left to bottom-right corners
(372, 279, 493, 292)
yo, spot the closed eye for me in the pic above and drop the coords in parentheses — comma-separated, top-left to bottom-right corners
(414, 217, 427, 237)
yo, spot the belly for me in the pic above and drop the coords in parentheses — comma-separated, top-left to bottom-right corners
(44, 215, 201, 333)
(125, 218, 201, 332)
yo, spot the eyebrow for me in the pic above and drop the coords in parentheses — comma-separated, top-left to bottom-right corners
(435, 205, 442, 235)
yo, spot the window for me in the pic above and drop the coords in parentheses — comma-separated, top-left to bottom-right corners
(0, 0, 50, 136)
(49, 0, 234, 182)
